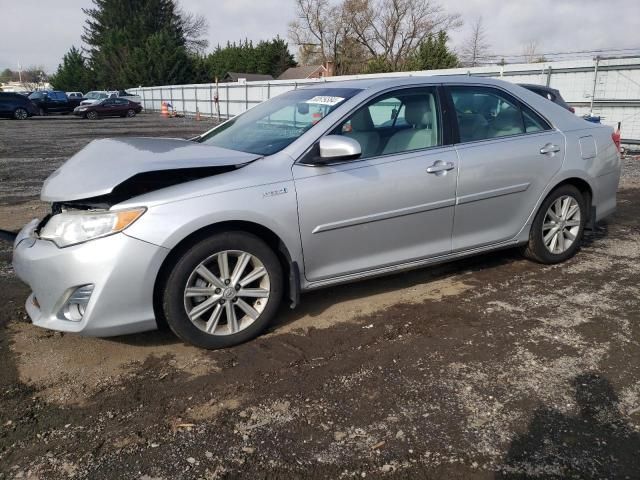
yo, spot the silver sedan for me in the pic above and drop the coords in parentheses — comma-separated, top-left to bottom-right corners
(12, 76, 621, 348)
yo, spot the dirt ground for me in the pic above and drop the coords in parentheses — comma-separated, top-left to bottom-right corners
(0, 114, 639, 480)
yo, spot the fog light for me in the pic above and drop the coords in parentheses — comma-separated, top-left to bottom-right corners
(60, 285, 94, 322)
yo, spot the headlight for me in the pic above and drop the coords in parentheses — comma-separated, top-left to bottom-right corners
(39, 208, 145, 247)
(78, 107, 87, 111)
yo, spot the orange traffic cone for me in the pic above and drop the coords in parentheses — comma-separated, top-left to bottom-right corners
(161, 102, 168, 118)
(195, 107, 201, 121)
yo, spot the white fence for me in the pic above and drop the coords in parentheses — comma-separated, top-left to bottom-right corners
(131, 56, 640, 143)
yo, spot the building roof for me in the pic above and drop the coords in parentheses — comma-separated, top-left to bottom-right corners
(223, 72, 274, 82)
(278, 65, 327, 80)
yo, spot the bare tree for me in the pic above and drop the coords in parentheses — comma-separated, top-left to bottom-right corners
(289, 0, 336, 64)
(178, 9, 209, 54)
(522, 40, 539, 63)
(290, 0, 460, 73)
(344, 0, 461, 71)
(289, 0, 367, 74)
(459, 16, 491, 67)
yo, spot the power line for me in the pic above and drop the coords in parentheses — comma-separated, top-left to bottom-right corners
(473, 47, 640, 60)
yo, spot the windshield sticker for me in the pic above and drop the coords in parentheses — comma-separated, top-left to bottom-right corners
(305, 96, 345, 106)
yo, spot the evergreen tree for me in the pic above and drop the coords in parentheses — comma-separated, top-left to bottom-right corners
(407, 31, 459, 71)
(49, 46, 94, 92)
(199, 37, 296, 81)
(81, 0, 193, 87)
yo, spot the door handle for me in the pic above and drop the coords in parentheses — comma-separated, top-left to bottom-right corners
(540, 143, 561, 155)
(426, 161, 455, 174)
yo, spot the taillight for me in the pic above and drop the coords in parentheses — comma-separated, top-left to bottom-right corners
(612, 122, 622, 153)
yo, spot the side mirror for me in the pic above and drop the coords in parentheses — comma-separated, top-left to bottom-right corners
(312, 135, 361, 164)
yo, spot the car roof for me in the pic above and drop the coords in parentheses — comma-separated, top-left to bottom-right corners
(519, 83, 559, 93)
(300, 74, 531, 91)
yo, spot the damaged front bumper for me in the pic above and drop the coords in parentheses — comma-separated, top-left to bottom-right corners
(12, 219, 169, 336)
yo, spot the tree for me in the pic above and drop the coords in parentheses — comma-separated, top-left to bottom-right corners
(407, 31, 458, 71)
(522, 40, 539, 63)
(460, 16, 491, 67)
(49, 47, 94, 92)
(196, 38, 297, 81)
(81, 0, 205, 87)
(290, 0, 460, 73)
(288, 0, 365, 75)
(344, 0, 461, 71)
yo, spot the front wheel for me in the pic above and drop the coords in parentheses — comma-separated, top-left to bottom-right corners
(13, 108, 28, 120)
(162, 232, 283, 349)
(522, 185, 586, 264)
(86, 110, 98, 120)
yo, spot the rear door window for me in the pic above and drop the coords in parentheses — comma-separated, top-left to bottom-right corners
(450, 86, 550, 143)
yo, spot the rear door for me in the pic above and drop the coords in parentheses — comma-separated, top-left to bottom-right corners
(48, 91, 67, 113)
(112, 98, 130, 115)
(446, 85, 564, 251)
(98, 99, 117, 116)
(0, 94, 10, 115)
(294, 86, 459, 282)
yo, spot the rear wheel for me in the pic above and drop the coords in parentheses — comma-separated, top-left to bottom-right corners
(522, 185, 586, 264)
(162, 232, 283, 349)
(13, 108, 28, 120)
(86, 110, 98, 120)
(126, 109, 136, 117)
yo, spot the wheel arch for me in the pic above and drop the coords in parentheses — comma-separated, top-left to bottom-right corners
(547, 176, 594, 223)
(152, 220, 298, 330)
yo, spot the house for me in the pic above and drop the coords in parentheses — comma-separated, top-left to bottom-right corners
(223, 72, 274, 82)
(278, 63, 332, 80)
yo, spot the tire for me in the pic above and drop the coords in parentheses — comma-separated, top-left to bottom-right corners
(522, 185, 586, 264)
(126, 109, 136, 117)
(13, 108, 28, 120)
(162, 231, 283, 349)
(86, 110, 98, 120)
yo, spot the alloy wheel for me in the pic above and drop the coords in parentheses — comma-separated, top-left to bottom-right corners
(14, 108, 28, 120)
(542, 195, 581, 254)
(183, 250, 270, 336)
(87, 111, 98, 120)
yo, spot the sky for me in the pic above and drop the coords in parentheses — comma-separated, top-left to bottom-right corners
(0, 0, 639, 74)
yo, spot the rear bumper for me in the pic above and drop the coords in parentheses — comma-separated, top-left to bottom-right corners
(12, 220, 169, 336)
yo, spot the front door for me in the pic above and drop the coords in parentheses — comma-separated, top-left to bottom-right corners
(293, 86, 458, 282)
(446, 85, 565, 250)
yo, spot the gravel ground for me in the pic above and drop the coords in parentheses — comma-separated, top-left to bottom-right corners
(0, 115, 639, 479)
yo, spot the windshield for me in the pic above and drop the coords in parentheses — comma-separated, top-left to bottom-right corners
(199, 87, 361, 155)
(85, 91, 107, 99)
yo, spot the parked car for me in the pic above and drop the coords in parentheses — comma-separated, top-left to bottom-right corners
(110, 90, 142, 104)
(79, 91, 110, 106)
(28, 90, 82, 115)
(12, 76, 621, 349)
(66, 91, 84, 99)
(519, 84, 575, 113)
(0, 92, 39, 119)
(73, 98, 142, 119)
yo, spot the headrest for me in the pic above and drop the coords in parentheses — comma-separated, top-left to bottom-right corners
(350, 108, 374, 131)
(455, 95, 475, 113)
(493, 107, 521, 127)
(405, 98, 432, 128)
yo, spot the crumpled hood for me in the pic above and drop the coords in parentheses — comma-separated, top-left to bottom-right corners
(41, 137, 262, 202)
